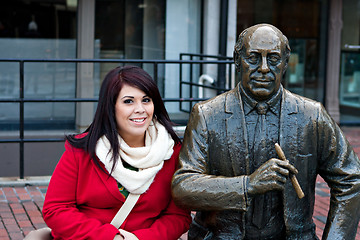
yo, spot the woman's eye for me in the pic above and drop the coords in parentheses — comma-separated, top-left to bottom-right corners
(123, 99, 133, 104)
(143, 98, 152, 103)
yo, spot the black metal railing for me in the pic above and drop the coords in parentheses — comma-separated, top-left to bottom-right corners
(179, 53, 234, 112)
(0, 57, 234, 179)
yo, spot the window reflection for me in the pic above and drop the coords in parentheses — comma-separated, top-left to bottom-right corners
(340, 52, 360, 122)
(340, 1, 360, 123)
(236, 0, 327, 103)
(0, 0, 78, 131)
(95, 0, 166, 92)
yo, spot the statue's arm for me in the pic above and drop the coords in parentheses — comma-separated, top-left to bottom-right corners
(317, 104, 360, 240)
(171, 104, 249, 212)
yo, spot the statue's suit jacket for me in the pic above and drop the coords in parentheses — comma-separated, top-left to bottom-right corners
(172, 85, 360, 240)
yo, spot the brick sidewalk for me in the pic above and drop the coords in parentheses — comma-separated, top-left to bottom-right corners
(314, 126, 360, 239)
(1, 126, 360, 239)
(0, 186, 47, 240)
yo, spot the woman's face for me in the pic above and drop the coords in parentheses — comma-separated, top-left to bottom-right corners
(115, 84, 154, 147)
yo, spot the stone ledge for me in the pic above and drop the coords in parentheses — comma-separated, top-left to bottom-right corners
(0, 176, 51, 187)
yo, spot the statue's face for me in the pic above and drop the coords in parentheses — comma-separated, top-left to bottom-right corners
(239, 26, 286, 101)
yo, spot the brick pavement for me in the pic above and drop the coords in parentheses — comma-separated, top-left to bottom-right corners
(1, 126, 360, 239)
(313, 127, 360, 239)
(0, 186, 47, 240)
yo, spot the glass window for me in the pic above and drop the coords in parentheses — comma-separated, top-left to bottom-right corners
(340, 0, 360, 124)
(0, 0, 78, 131)
(236, 0, 328, 103)
(95, 0, 166, 90)
(163, 0, 201, 118)
(95, 0, 202, 122)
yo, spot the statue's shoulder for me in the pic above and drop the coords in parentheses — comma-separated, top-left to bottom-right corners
(284, 88, 322, 110)
(195, 88, 236, 114)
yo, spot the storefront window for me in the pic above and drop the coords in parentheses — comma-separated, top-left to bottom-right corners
(236, 0, 328, 103)
(95, 0, 166, 93)
(0, 0, 78, 130)
(95, 0, 202, 117)
(340, 0, 360, 124)
(0, 0, 202, 130)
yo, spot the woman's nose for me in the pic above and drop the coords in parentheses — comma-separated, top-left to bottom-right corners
(134, 102, 145, 113)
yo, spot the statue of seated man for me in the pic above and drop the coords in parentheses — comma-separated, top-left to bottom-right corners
(172, 23, 360, 240)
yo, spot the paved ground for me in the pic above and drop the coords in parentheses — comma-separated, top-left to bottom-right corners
(1, 126, 360, 239)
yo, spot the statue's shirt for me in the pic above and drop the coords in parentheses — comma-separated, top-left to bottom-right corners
(241, 86, 286, 239)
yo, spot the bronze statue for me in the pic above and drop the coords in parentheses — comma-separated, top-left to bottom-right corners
(172, 24, 360, 239)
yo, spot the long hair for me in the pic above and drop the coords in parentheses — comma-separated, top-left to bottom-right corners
(66, 65, 180, 172)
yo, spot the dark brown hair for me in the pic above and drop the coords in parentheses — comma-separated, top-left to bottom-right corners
(66, 65, 180, 172)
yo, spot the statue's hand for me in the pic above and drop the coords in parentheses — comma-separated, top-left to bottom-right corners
(247, 158, 298, 195)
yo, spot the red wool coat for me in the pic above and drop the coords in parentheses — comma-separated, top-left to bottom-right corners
(42, 141, 191, 240)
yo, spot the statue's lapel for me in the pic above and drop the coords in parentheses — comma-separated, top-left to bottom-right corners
(279, 89, 299, 166)
(279, 89, 301, 223)
(225, 87, 250, 175)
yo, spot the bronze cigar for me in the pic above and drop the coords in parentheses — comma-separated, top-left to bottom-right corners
(275, 143, 305, 199)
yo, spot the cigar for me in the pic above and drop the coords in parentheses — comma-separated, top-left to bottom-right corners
(275, 143, 305, 199)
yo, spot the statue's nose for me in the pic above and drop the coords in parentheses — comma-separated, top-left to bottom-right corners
(258, 56, 270, 73)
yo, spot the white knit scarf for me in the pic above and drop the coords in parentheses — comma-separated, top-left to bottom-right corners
(95, 120, 174, 194)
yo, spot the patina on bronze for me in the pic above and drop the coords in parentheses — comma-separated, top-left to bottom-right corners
(172, 23, 360, 240)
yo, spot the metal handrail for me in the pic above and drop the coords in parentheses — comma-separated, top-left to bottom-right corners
(0, 58, 234, 179)
(179, 53, 234, 112)
(180, 52, 233, 60)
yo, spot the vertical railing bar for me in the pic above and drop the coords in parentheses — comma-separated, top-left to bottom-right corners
(231, 63, 233, 89)
(189, 55, 194, 112)
(19, 60, 25, 179)
(153, 63, 159, 96)
(227, 63, 231, 90)
(231, 63, 234, 89)
(179, 55, 183, 112)
(153, 62, 158, 86)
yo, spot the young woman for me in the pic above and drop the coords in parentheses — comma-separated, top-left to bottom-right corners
(41, 66, 191, 240)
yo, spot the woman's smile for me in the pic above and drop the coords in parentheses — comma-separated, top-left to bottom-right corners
(130, 117, 147, 124)
(115, 84, 154, 147)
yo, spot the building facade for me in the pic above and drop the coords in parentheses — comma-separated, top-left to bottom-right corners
(0, 0, 359, 176)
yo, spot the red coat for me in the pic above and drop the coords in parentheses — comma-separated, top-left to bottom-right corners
(43, 141, 191, 240)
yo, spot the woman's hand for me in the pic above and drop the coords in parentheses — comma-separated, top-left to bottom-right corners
(119, 229, 139, 240)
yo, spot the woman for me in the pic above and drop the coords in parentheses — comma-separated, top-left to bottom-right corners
(41, 66, 191, 239)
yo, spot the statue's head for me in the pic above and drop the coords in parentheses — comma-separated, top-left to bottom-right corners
(233, 24, 291, 101)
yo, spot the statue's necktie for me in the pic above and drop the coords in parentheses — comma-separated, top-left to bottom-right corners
(252, 102, 268, 229)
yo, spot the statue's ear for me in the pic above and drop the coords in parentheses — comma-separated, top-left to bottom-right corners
(233, 50, 240, 72)
(283, 62, 288, 72)
(282, 58, 289, 77)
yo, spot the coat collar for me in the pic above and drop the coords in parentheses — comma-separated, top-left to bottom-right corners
(92, 159, 126, 202)
(225, 84, 242, 114)
(279, 88, 299, 165)
(225, 85, 250, 175)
